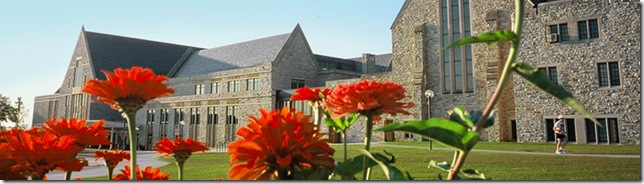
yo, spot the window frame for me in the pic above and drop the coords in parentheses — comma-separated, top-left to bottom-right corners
(537, 66, 558, 84)
(596, 60, 621, 88)
(291, 79, 305, 89)
(578, 19, 599, 40)
(195, 84, 205, 95)
(549, 23, 570, 42)
(439, 0, 474, 94)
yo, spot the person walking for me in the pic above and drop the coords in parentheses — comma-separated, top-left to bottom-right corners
(553, 115, 567, 154)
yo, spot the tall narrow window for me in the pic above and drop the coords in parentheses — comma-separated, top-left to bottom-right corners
(440, 0, 474, 94)
(597, 61, 620, 87)
(211, 82, 221, 94)
(189, 108, 200, 140)
(72, 59, 84, 87)
(159, 109, 168, 139)
(247, 78, 259, 91)
(206, 107, 218, 147)
(145, 109, 155, 150)
(579, 19, 599, 40)
(174, 108, 184, 138)
(538, 67, 558, 84)
(291, 79, 305, 89)
(549, 23, 570, 42)
(225, 106, 238, 142)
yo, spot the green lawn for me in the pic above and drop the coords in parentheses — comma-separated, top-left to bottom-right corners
(382, 141, 641, 155)
(84, 142, 640, 180)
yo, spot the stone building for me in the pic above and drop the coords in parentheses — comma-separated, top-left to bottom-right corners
(328, 0, 640, 145)
(33, 0, 640, 149)
(32, 25, 391, 149)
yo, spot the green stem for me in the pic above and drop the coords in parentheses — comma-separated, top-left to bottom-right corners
(450, 0, 524, 180)
(361, 115, 374, 180)
(447, 151, 469, 180)
(108, 167, 114, 180)
(474, 0, 525, 132)
(124, 112, 138, 181)
(342, 129, 347, 162)
(177, 161, 185, 180)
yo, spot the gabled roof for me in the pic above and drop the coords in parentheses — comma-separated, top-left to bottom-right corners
(348, 53, 393, 73)
(83, 31, 200, 79)
(173, 32, 292, 77)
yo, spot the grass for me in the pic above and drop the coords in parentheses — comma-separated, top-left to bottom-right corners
(382, 141, 641, 155)
(84, 142, 640, 180)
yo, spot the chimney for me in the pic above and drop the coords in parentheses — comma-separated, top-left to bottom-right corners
(361, 53, 376, 74)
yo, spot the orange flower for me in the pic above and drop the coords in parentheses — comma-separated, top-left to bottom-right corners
(1, 129, 83, 180)
(153, 137, 208, 163)
(94, 150, 130, 169)
(0, 142, 26, 180)
(290, 86, 331, 104)
(323, 80, 414, 123)
(227, 108, 335, 180)
(81, 66, 174, 112)
(44, 118, 110, 147)
(112, 165, 169, 180)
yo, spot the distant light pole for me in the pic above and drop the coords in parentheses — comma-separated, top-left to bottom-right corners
(179, 120, 185, 138)
(424, 90, 434, 150)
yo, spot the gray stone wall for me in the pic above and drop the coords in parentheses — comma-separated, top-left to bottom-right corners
(514, 0, 640, 145)
(271, 31, 320, 89)
(32, 94, 59, 126)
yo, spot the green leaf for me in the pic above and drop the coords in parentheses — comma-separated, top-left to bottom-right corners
(467, 110, 496, 128)
(324, 111, 360, 133)
(442, 30, 517, 49)
(428, 160, 451, 171)
(512, 62, 599, 125)
(357, 149, 412, 180)
(333, 155, 375, 180)
(449, 106, 474, 128)
(459, 169, 487, 180)
(375, 119, 479, 152)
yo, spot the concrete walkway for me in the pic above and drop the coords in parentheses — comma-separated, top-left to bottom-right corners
(368, 142, 640, 159)
(47, 151, 170, 180)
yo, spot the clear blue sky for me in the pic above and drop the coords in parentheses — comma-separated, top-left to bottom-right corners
(0, 0, 405, 126)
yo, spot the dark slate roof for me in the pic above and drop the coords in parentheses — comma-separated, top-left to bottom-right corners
(173, 33, 292, 77)
(84, 31, 200, 79)
(348, 53, 392, 73)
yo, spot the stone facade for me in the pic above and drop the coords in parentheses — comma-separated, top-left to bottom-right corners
(514, 0, 641, 145)
(324, 0, 640, 145)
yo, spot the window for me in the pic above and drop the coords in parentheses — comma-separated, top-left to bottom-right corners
(189, 108, 200, 140)
(291, 79, 305, 89)
(579, 19, 599, 40)
(159, 109, 169, 139)
(549, 23, 570, 42)
(194, 84, 205, 95)
(228, 80, 241, 92)
(247, 78, 259, 91)
(211, 82, 221, 94)
(226, 106, 239, 142)
(440, 0, 474, 94)
(597, 61, 620, 87)
(174, 108, 184, 138)
(545, 118, 576, 142)
(538, 67, 558, 84)
(145, 109, 155, 150)
(585, 118, 619, 144)
(206, 107, 218, 147)
(72, 59, 84, 87)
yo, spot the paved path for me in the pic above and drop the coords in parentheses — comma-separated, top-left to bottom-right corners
(47, 151, 169, 180)
(368, 142, 640, 159)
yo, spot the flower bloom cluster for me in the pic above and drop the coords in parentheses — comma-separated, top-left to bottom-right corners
(154, 137, 209, 164)
(228, 108, 335, 180)
(323, 80, 414, 123)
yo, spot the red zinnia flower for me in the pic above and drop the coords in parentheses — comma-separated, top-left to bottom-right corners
(153, 137, 208, 163)
(290, 86, 331, 104)
(323, 80, 414, 123)
(1, 129, 83, 180)
(227, 108, 335, 180)
(81, 66, 175, 112)
(44, 118, 110, 147)
(94, 150, 130, 169)
(112, 165, 169, 180)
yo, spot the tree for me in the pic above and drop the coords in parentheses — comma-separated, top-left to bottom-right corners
(0, 94, 27, 129)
